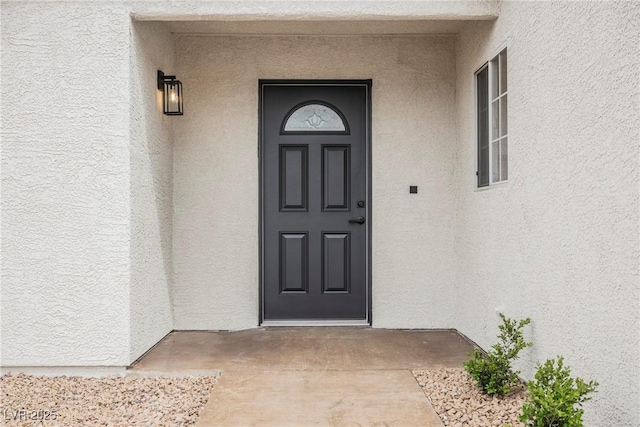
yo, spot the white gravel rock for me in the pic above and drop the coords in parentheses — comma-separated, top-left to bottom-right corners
(413, 368, 527, 427)
(0, 373, 218, 426)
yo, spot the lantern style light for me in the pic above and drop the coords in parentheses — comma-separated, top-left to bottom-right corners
(157, 70, 183, 116)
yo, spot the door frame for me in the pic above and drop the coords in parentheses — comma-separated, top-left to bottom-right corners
(258, 79, 373, 326)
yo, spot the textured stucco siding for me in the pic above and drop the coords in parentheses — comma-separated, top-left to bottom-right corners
(0, 2, 3, 366)
(0, 2, 131, 366)
(129, 21, 175, 363)
(131, 0, 498, 21)
(171, 36, 458, 330)
(453, 2, 640, 425)
(0, 7, 637, 427)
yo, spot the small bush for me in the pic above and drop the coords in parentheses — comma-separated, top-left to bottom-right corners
(520, 356, 598, 427)
(464, 313, 532, 395)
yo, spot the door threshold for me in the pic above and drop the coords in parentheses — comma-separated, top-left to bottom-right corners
(261, 320, 370, 327)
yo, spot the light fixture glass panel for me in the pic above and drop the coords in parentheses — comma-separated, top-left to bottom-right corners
(163, 80, 183, 115)
(284, 104, 346, 132)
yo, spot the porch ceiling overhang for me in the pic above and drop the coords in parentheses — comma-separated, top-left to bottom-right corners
(130, 1, 499, 23)
(163, 20, 468, 35)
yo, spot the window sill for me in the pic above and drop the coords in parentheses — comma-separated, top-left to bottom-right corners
(475, 180, 509, 192)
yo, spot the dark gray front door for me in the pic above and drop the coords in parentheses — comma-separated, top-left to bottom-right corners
(260, 81, 370, 322)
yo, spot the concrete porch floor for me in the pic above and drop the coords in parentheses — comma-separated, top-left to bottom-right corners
(130, 328, 474, 426)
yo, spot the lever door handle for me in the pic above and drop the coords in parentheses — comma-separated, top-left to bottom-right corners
(349, 216, 366, 225)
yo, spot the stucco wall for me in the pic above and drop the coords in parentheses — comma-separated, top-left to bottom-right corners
(0, 2, 3, 366)
(453, 2, 640, 425)
(129, 21, 175, 363)
(172, 35, 458, 330)
(0, 9, 637, 427)
(0, 2, 131, 366)
(131, 0, 498, 21)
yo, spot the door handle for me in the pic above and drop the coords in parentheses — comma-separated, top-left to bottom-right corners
(349, 216, 366, 225)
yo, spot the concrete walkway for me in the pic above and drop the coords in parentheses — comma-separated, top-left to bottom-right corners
(130, 327, 473, 426)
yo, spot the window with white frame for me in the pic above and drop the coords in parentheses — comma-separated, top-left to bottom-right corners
(476, 48, 507, 187)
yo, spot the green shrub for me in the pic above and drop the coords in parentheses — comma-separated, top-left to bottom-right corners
(464, 313, 532, 395)
(520, 356, 598, 427)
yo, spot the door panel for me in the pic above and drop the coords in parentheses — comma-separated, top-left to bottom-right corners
(279, 232, 309, 293)
(261, 82, 369, 321)
(322, 232, 350, 293)
(322, 146, 350, 211)
(279, 146, 308, 212)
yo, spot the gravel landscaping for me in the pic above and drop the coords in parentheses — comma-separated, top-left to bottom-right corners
(0, 373, 218, 426)
(413, 368, 527, 427)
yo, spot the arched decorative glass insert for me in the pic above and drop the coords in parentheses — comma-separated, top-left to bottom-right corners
(281, 101, 349, 134)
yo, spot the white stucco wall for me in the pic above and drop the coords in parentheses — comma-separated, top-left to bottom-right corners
(0, 2, 131, 367)
(453, 2, 640, 425)
(171, 35, 458, 330)
(131, 0, 498, 21)
(0, 7, 638, 426)
(0, 2, 3, 366)
(0, 0, 498, 370)
(129, 21, 175, 363)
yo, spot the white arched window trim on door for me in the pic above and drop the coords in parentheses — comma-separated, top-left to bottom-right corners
(281, 101, 350, 135)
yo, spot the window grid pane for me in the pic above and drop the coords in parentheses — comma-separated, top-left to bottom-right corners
(491, 99, 500, 141)
(487, 48, 508, 185)
(477, 48, 507, 188)
(500, 50, 508, 96)
(500, 137, 508, 181)
(491, 140, 500, 183)
(500, 94, 508, 137)
(477, 66, 489, 187)
(490, 57, 500, 100)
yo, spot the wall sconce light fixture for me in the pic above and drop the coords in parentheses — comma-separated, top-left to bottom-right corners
(157, 70, 183, 115)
